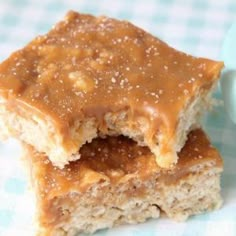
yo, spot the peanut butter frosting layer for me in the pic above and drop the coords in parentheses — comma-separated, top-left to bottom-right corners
(0, 11, 223, 167)
(26, 129, 222, 200)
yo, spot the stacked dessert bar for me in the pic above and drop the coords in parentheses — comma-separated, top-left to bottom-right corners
(0, 11, 223, 235)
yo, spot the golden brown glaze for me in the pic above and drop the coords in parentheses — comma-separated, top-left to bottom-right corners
(0, 11, 223, 162)
(27, 129, 222, 200)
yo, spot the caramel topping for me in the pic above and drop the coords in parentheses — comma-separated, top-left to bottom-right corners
(0, 11, 223, 161)
(28, 129, 222, 199)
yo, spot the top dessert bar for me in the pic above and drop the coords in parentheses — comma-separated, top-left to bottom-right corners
(0, 11, 223, 168)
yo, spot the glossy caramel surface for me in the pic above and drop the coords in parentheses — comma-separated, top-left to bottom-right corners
(27, 129, 222, 199)
(0, 11, 223, 146)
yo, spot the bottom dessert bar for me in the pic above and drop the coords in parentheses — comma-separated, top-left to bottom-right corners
(24, 129, 223, 236)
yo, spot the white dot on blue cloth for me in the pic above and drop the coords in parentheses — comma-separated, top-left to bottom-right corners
(0, 209, 13, 228)
(4, 177, 26, 195)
